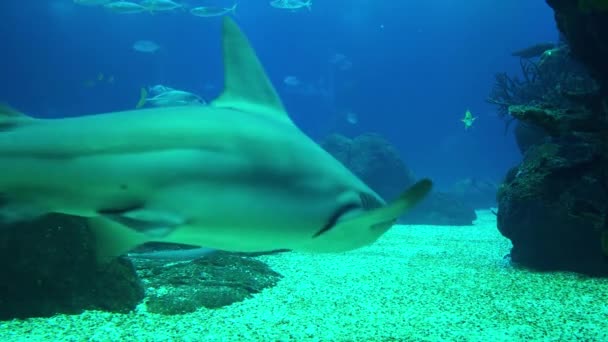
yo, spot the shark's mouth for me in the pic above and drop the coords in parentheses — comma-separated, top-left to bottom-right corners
(312, 191, 384, 238)
(370, 219, 397, 233)
(312, 202, 360, 238)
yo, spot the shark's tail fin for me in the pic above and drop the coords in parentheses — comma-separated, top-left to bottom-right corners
(229, 3, 238, 17)
(136, 88, 148, 109)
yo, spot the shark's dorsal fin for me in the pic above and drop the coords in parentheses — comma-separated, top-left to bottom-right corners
(211, 17, 290, 123)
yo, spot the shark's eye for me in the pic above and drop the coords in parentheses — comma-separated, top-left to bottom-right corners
(312, 202, 361, 238)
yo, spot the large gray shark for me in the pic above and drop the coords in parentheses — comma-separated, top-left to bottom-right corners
(0, 17, 432, 261)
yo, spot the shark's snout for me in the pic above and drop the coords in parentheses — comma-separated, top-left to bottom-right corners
(312, 191, 385, 239)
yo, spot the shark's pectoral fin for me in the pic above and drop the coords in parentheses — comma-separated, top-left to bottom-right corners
(91, 206, 187, 262)
(375, 178, 432, 221)
(353, 179, 433, 229)
(211, 17, 291, 123)
(88, 217, 151, 263)
(0, 104, 35, 131)
(98, 206, 185, 238)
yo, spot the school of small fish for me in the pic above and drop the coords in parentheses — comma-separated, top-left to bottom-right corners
(74, 0, 368, 124)
(73, 0, 313, 16)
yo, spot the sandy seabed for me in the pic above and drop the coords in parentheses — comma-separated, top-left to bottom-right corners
(1, 210, 607, 341)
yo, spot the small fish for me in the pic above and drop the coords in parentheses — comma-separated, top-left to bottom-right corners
(190, 3, 237, 17)
(140, 0, 183, 12)
(461, 109, 476, 130)
(133, 40, 161, 53)
(104, 1, 148, 14)
(511, 43, 556, 59)
(270, 0, 312, 11)
(329, 53, 352, 71)
(136, 87, 206, 108)
(84, 73, 115, 88)
(73, 0, 112, 6)
(345, 111, 358, 125)
(127, 247, 216, 261)
(203, 83, 216, 91)
(283, 76, 300, 86)
(148, 84, 173, 95)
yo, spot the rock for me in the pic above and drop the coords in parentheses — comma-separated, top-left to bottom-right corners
(320, 133, 416, 201)
(401, 192, 477, 226)
(545, 0, 608, 82)
(448, 178, 498, 209)
(509, 104, 602, 137)
(489, 2, 608, 276)
(497, 139, 608, 275)
(0, 214, 144, 320)
(132, 252, 283, 315)
(321, 133, 477, 225)
(514, 121, 548, 154)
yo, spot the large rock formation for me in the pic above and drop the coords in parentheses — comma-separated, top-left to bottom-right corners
(131, 252, 283, 315)
(321, 133, 477, 226)
(0, 215, 144, 320)
(546, 0, 608, 83)
(491, 1, 608, 275)
(448, 178, 498, 209)
(498, 138, 608, 275)
(321, 133, 417, 201)
(0, 215, 286, 319)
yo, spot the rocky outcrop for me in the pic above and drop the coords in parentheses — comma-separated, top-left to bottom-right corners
(401, 192, 477, 226)
(321, 133, 417, 201)
(0, 215, 286, 319)
(514, 121, 548, 154)
(448, 178, 498, 209)
(0, 215, 144, 320)
(321, 133, 477, 226)
(131, 252, 283, 315)
(545, 0, 608, 84)
(492, 0, 608, 275)
(497, 138, 608, 275)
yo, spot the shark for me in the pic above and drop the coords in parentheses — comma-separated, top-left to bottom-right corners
(0, 17, 432, 261)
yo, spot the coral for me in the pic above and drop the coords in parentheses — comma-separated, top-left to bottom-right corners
(487, 46, 599, 122)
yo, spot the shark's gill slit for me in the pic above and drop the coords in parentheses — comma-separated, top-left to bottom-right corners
(359, 192, 383, 210)
(313, 202, 361, 238)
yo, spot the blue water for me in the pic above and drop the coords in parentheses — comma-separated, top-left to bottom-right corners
(0, 0, 557, 188)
